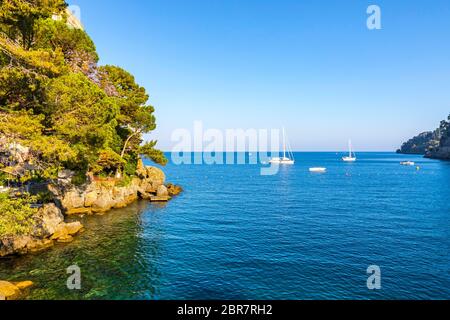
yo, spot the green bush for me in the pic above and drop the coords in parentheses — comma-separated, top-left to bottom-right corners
(35, 191, 54, 204)
(0, 194, 38, 237)
(71, 171, 87, 186)
(116, 174, 132, 188)
(0, 172, 9, 186)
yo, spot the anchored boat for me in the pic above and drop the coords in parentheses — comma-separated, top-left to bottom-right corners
(269, 127, 295, 165)
(342, 139, 356, 162)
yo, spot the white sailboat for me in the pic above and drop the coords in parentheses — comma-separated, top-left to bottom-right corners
(342, 140, 356, 162)
(269, 128, 295, 165)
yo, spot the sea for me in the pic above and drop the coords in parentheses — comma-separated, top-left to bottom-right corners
(0, 152, 449, 300)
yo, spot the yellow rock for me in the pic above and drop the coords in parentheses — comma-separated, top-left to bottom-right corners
(84, 191, 98, 207)
(166, 183, 183, 196)
(13, 281, 33, 290)
(26, 239, 54, 253)
(64, 222, 83, 235)
(0, 281, 20, 300)
(51, 221, 83, 240)
(66, 207, 91, 215)
(150, 196, 171, 202)
(145, 166, 166, 185)
(57, 235, 74, 243)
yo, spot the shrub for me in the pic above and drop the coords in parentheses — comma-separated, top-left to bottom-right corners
(0, 194, 38, 237)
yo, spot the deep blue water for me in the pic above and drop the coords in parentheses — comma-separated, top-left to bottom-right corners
(1, 152, 449, 299)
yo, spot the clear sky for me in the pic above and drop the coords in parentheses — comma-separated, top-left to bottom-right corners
(68, 0, 450, 151)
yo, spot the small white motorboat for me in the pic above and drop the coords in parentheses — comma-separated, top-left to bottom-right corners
(269, 157, 295, 165)
(309, 167, 327, 173)
(400, 161, 415, 166)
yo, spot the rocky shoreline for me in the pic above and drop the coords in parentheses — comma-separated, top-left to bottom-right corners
(1, 163, 180, 258)
(53, 163, 174, 216)
(0, 162, 181, 299)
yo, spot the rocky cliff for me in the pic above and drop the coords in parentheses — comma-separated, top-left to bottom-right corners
(425, 131, 450, 160)
(398, 114, 450, 160)
(397, 131, 441, 155)
(424, 116, 450, 160)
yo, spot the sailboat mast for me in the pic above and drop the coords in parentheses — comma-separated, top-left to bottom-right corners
(348, 140, 352, 158)
(283, 127, 286, 159)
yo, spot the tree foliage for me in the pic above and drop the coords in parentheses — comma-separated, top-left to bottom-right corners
(0, 193, 37, 237)
(0, 0, 67, 49)
(0, 0, 165, 188)
(100, 65, 165, 167)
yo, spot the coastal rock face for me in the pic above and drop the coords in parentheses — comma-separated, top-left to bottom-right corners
(426, 145, 450, 160)
(397, 131, 440, 155)
(402, 114, 450, 160)
(0, 205, 83, 257)
(157, 185, 169, 197)
(426, 127, 450, 160)
(54, 165, 174, 215)
(32, 203, 65, 238)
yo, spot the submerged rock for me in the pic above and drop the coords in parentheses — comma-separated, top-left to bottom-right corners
(0, 281, 20, 300)
(13, 281, 33, 290)
(50, 221, 83, 242)
(0, 280, 33, 300)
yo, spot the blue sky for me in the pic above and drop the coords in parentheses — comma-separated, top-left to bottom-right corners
(68, 0, 450, 151)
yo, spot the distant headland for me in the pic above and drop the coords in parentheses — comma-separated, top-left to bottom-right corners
(397, 114, 450, 160)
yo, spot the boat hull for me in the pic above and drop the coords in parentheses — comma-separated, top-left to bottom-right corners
(269, 160, 295, 165)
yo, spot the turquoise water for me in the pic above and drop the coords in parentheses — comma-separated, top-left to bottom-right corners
(0, 152, 449, 299)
